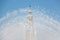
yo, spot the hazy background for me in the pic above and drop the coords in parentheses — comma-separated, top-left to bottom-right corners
(0, 0, 60, 40)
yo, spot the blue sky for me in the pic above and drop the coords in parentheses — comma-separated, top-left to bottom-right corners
(0, 0, 60, 18)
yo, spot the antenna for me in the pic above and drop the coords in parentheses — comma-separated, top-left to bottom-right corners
(28, 5, 32, 14)
(29, 5, 31, 8)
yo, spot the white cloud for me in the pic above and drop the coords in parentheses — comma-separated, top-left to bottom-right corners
(19, 8, 28, 13)
(0, 17, 6, 23)
(0, 8, 60, 40)
(6, 10, 18, 18)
